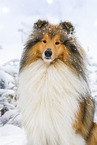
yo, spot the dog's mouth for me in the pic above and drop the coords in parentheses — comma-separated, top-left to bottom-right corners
(43, 56, 53, 62)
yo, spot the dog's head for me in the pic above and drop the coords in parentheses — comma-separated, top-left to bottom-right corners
(20, 20, 86, 78)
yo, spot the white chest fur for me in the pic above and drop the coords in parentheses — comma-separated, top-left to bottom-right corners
(18, 60, 88, 145)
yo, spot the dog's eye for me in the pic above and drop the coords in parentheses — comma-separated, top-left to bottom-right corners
(43, 40, 47, 43)
(55, 41, 60, 45)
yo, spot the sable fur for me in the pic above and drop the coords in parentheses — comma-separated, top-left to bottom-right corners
(74, 97, 95, 139)
(18, 20, 97, 145)
(20, 20, 86, 79)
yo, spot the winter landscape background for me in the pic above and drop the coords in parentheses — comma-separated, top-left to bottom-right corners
(0, 0, 97, 145)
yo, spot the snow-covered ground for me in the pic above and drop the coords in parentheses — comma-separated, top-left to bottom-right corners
(0, 125, 27, 145)
(0, 60, 26, 145)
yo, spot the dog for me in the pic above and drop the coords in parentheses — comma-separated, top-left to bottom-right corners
(18, 20, 97, 145)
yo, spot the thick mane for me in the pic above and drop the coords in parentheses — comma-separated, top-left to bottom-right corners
(18, 59, 89, 145)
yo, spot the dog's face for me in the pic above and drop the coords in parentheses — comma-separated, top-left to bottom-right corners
(26, 34, 69, 64)
(20, 20, 86, 78)
(37, 34, 65, 62)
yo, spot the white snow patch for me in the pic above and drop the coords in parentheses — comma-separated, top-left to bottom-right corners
(0, 125, 27, 145)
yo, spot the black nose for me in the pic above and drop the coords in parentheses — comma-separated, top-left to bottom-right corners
(44, 49, 52, 58)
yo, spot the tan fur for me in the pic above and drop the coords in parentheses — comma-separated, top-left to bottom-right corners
(87, 123, 97, 145)
(74, 96, 95, 140)
(23, 34, 71, 70)
(19, 20, 97, 145)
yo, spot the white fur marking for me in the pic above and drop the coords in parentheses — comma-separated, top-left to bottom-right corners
(18, 60, 87, 145)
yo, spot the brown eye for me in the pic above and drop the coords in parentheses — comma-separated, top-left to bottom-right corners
(43, 40, 47, 43)
(55, 41, 60, 45)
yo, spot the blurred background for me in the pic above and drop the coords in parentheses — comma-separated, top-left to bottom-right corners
(0, 0, 97, 65)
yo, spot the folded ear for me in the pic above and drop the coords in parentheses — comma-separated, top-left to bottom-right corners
(59, 21, 74, 34)
(34, 20, 48, 29)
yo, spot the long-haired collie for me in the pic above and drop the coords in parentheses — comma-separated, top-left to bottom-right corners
(18, 20, 97, 145)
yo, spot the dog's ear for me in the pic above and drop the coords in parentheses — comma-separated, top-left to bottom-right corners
(59, 21, 74, 34)
(34, 20, 48, 29)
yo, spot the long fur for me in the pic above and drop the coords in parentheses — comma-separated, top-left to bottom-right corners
(18, 59, 89, 145)
(18, 20, 96, 145)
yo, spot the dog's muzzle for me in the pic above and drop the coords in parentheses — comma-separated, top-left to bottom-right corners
(43, 49, 53, 61)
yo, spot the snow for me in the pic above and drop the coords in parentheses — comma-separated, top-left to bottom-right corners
(0, 125, 27, 145)
(1, 110, 21, 127)
(0, 70, 14, 89)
